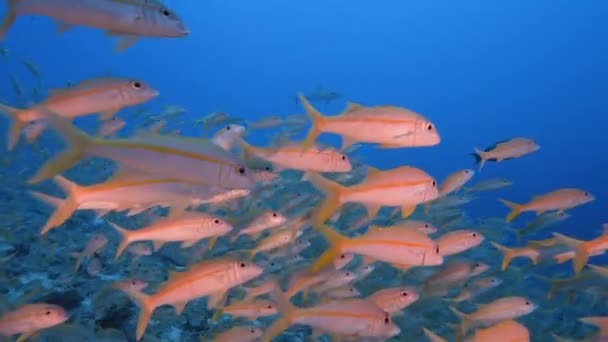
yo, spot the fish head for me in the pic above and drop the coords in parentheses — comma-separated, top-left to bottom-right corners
(415, 120, 441, 146)
(515, 297, 538, 315)
(421, 178, 439, 202)
(119, 79, 159, 106)
(396, 287, 420, 307)
(244, 327, 263, 339)
(149, 5, 189, 37)
(36, 304, 69, 329)
(479, 277, 503, 288)
(471, 261, 490, 276)
(226, 164, 256, 189)
(333, 253, 354, 269)
(262, 210, 287, 226)
(235, 261, 265, 283)
(207, 216, 233, 233)
(577, 190, 595, 204)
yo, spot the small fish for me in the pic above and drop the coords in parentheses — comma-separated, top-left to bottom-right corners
(449, 296, 536, 334)
(435, 230, 484, 256)
(0, 303, 68, 341)
(97, 116, 126, 137)
(450, 277, 503, 303)
(500, 188, 594, 223)
(513, 211, 570, 244)
(0, 77, 158, 149)
(125, 258, 263, 340)
(437, 169, 475, 198)
(214, 299, 277, 320)
(298, 94, 440, 151)
(262, 291, 400, 341)
(367, 287, 419, 315)
(21, 59, 42, 80)
(464, 178, 513, 193)
(71, 233, 108, 270)
(234, 210, 287, 241)
(472, 137, 540, 171)
(1, 0, 189, 51)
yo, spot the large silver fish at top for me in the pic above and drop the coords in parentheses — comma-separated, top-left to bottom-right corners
(0, 0, 189, 51)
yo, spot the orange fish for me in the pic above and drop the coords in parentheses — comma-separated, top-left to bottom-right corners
(298, 94, 440, 151)
(500, 188, 594, 223)
(470, 319, 530, 342)
(0, 303, 68, 341)
(472, 137, 539, 171)
(553, 229, 608, 273)
(126, 257, 263, 340)
(70, 233, 108, 271)
(450, 296, 536, 334)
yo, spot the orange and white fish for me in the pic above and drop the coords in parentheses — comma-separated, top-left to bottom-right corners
(464, 178, 513, 193)
(126, 258, 263, 341)
(214, 299, 277, 320)
(249, 228, 301, 257)
(437, 169, 475, 198)
(552, 229, 608, 273)
(424, 261, 489, 292)
(71, 233, 108, 271)
(312, 224, 442, 273)
(500, 188, 594, 223)
(0, 303, 68, 341)
(234, 210, 287, 241)
(1, 0, 189, 50)
(112, 278, 149, 297)
(0, 77, 158, 150)
(472, 137, 540, 171)
(29, 115, 255, 189)
(450, 296, 536, 334)
(325, 286, 361, 299)
(110, 213, 233, 258)
(262, 292, 400, 342)
(306, 165, 438, 227)
(367, 287, 419, 315)
(450, 277, 503, 303)
(298, 94, 440, 150)
(239, 138, 352, 173)
(435, 230, 484, 256)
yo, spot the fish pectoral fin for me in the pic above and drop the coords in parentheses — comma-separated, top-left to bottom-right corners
(106, 33, 139, 53)
(153, 241, 166, 252)
(180, 239, 199, 249)
(16, 331, 38, 342)
(207, 291, 227, 310)
(339, 137, 357, 152)
(207, 236, 218, 250)
(401, 204, 417, 219)
(55, 21, 74, 34)
(172, 301, 188, 315)
(99, 110, 118, 121)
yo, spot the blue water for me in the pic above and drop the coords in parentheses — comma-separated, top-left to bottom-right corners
(0, 1, 607, 341)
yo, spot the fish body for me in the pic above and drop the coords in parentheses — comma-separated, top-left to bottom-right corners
(298, 94, 440, 150)
(472, 138, 539, 171)
(500, 188, 594, 222)
(0, 303, 68, 340)
(0, 77, 158, 149)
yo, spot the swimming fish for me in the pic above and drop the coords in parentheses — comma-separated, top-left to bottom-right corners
(500, 188, 594, 223)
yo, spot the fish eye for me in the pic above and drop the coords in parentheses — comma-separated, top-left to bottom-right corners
(474, 262, 480, 267)
(491, 279, 496, 283)
(272, 212, 278, 217)
(384, 316, 390, 324)
(160, 8, 171, 16)
(225, 126, 231, 130)
(341, 155, 346, 160)
(131, 81, 142, 89)
(584, 192, 589, 196)
(240, 263, 246, 268)
(349, 288, 354, 292)
(250, 329, 256, 334)
(132, 280, 137, 285)
(464, 170, 469, 174)
(472, 233, 477, 237)
(264, 166, 271, 171)
(427, 124, 433, 131)
(435, 247, 440, 254)
(238, 167, 246, 175)
(432, 180, 436, 186)
(267, 305, 273, 309)
(345, 272, 350, 276)
(340, 254, 345, 259)
(524, 301, 530, 305)
(401, 291, 408, 296)
(213, 219, 220, 224)
(424, 224, 429, 228)
(45, 311, 51, 315)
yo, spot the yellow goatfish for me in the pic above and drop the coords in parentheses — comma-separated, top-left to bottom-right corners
(29, 114, 255, 189)
(1, 0, 189, 50)
(450, 296, 536, 334)
(0, 77, 158, 150)
(125, 257, 263, 341)
(312, 224, 443, 273)
(262, 291, 400, 342)
(0, 303, 68, 342)
(472, 137, 540, 171)
(306, 166, 438, 227)
(500, 188, 594, 223)
(298, 94, 440, 151)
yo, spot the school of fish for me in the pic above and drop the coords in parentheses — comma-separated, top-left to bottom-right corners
(0, 1, 606, 342)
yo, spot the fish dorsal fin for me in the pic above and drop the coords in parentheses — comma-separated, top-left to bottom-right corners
(343, 102, 365, 114)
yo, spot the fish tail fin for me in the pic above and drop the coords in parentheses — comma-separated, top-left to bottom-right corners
(0, 0, 18, 39)
(422, 327, 447, 342)
(303, 172, 344, 227)
(29, 115, 93, 184)
(552, 232, 588, 274)
(0, 102, 26, 150)
(311, 224, 347, 273)
(263, 289, 296, 342)
(69, 252, 83, 271)
(448, 306, 469, 336)
(108, 221, 132, 260)
(490, 242, 515, 271)
(471, 147, 487, 171)
(29, 176, 80, 235)
(129, 291, 156, 341)
(298, 93, 324, 151)
(498, 199, 522, 223)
